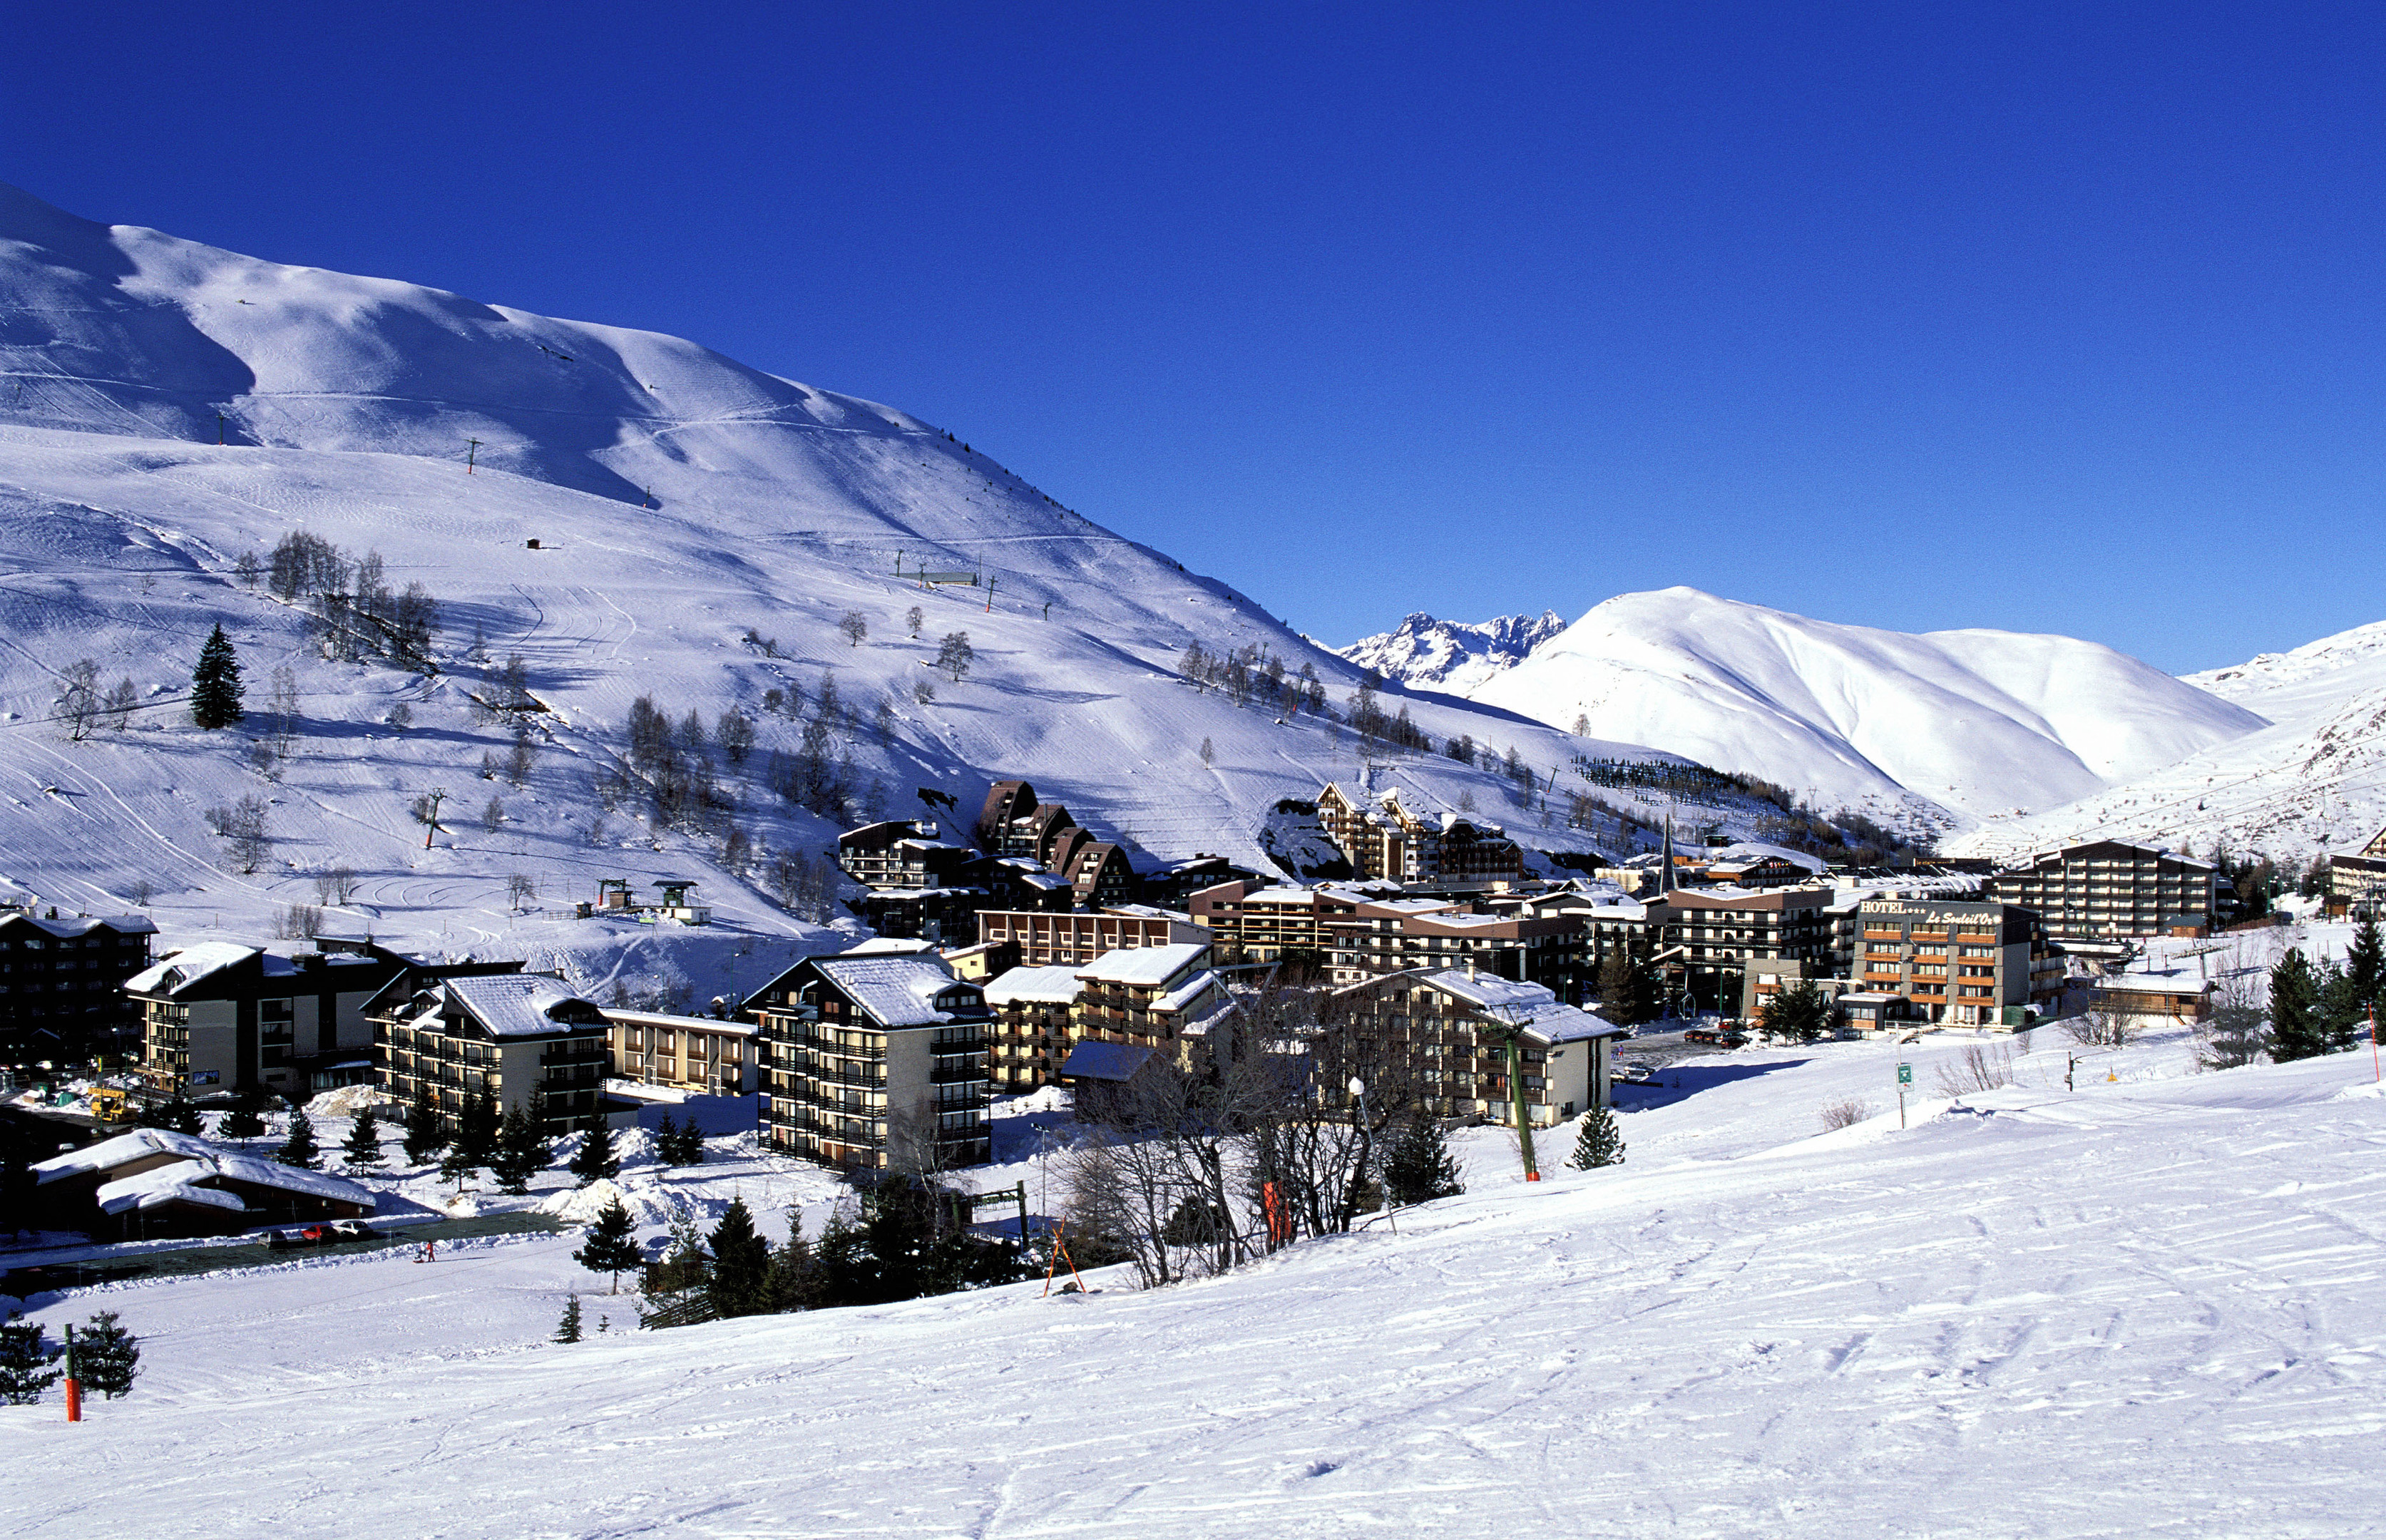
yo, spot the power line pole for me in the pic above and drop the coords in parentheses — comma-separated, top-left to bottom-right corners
(466, 438, 483, 475)
(421, 787, 446, 850)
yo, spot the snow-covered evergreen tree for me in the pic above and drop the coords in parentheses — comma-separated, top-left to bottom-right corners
(1568, 1105, 1625, 1171)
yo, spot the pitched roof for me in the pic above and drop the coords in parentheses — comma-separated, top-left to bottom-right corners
(1077, 942, 1208, 986)
(1412, 969, 1628, 1045)
(124, 942, 259, 996)
(815, 955, 977, 1028)
(33, 1127, 216, 1183)
(982, 964, 1085, 1007)
(445, 974, 601, 1037)
(1, 913, 157, 940)
(1062, 1041, 1157, 1083)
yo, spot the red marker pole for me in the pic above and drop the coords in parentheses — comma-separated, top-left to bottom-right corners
(62, 1324, 81, 1423)
(2370, 1005, 2378, 1084)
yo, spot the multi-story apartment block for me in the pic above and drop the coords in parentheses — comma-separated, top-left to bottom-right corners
(1070, 942, 1230, 1061)
(974, 908, 1210, 967)
(748, 953, 991, 1171)
(373, 973, 612, 1134)
(1316, 784, 1527, 886)
(2327, 826, 2386, 917)
(1664, 887, 1834, 967)
(1987, 841, 2218, 943)
(1186, 881, 1385, 963)
(1328, 968, 1627, 1127)
(836, 820, 982, 890)
(1850, 897, 2061, 1027)
(1322, 900, 1587, 997)
(1500, 888, 1676, 980)
(0, 906, 156, 1063)
(981, 964, 1082, 1094)
(134, 940, 413, 1099)
(603, 1007, 755, 1095)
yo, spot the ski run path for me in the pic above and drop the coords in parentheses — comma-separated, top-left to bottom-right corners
(8, 1019, 2386, 1539)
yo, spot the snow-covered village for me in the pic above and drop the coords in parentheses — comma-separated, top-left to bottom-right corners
(9, 12, 2386, 1538)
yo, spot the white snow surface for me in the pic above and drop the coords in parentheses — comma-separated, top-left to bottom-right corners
(1469, 587, 2265, 828)
(1951, 615, 2386, 863)
(1331, 609, 1567, 694)
(6, 1017, 2386, 1536)
(0, 181, 1663, 977)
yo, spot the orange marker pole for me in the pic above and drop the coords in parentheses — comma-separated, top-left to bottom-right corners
(62, 1324, 81, 1423)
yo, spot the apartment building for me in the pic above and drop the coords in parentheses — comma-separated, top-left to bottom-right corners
(1070, 942, 1231, 1062)
(373, 972, 612, 1134)
(748, 953, 991, 1171)
(1185, 881, 1386, 963)
(2327, 826, 2386, 916)
(1316, 783, 1527, 886)
(1322, 899, 1587, 997)
(1987, 841, 2218, 943)
(603, 1007, 754, 1095)
(836, 820, 981, 890)
(974, 908, 1210, 967)
(980, 964, 1082, 1094)
(133, 941, 414, 1099)
(1328, 968, 1627, 1127)
(1850, 898, 2062, 1027)
(0, 906, 156, 1063)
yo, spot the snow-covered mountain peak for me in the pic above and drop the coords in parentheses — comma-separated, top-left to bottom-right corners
(1468, 587, 2266, 826)
(1332, 609, 1565, 694)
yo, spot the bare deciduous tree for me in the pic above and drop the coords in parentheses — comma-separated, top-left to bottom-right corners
(1934, 1042, 2016, 1097)
(2064, 1007, 2132, 1049)
(206, 794, 272, 873)
(1818, 1097, 1872, 1131)
(839, 610, 869, 648)
(314, 866, 359, 906)
(905, 605, 924, 637)
(55, 659, 99, 741)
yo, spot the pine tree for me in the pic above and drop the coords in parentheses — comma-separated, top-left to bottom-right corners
(74, 1311, 140, 1400)
(0, 1311, 61, 1405)
(655, 1113, 703, 1166)
(2270, 948, 2328, 1061)
(457, 1089, 501, 1166)
(1568, 1104, 1626, 1171)
(166, 1095, 205, 1136)
(272, 1108, 320, 1169)
(1762, 977, 1833, 1043)
(705, 1197, 774, 1319)
(553, 1293, 583, 1344)
(340, 1104, 384, 1174)
(574, 1196, 642, 1293)
(767, 1207, 819, 1312)
(437, 1141, 478, 1194)
(491, 1102, 553, 1194)
(568, 1119, 621, 1186)
(189, 623, 246, 729)
(2344, 915, 2384, 1030)
(220, 1089, 267, 1141)
(401, 1083, 449, 1165)
(1381, 1114, 1465, 1205)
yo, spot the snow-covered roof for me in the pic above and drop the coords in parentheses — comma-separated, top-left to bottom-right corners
(2097, 972, 2213, 996)
(1077, 942, 1208, 987)
(95, 1161, 250, 1216)
(842, 937, 941, 958)
(983, 965, 1085, 1007)
(1062, 1041, 1157, 1083)
(1, 912, 157, 939)
(601, 1007, 754, 1037)
(445, 974, 601, 1038)
(125, 941, 260, 996)
(33, 1126, 215, 1183)
(1413, 970, 1627, 1045)
(1839, 991, 1905, 1004)
(1152, 969, 1222, 1015)
(816, 956, 978, 1028)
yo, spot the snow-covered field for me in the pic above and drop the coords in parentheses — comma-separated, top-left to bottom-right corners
(8, 1015, 2384, 1538)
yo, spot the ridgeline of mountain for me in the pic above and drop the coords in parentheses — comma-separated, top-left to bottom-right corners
(0, 182, 1664, 970)
(1331, 610, 1565, 695)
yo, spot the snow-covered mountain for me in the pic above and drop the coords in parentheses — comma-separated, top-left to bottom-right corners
(0, 184, 1692, 977)
(1331, 610, 1565, 694)
(1465, 588, 2266, 828)
(1947, 617, 2386, 863)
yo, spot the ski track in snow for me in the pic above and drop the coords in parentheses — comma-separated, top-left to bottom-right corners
(6, 1030, 2385, 1538)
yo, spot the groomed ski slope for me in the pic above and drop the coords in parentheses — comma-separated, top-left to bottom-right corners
(8, 1027, 2383, 1539)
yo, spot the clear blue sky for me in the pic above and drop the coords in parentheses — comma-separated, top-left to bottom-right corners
(13, 4, 2383, 671)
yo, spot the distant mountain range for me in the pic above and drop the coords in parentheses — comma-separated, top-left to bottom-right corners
(1336, 589, 2383, 857)
(1328, 611, 1566, 695)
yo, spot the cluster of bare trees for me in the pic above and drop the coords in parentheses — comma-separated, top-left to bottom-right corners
(1177, 641, 1321, 718)
(53, 660, 140, 740)
(204, 794, 272, 873)
(1060, 993, 1443, 1290)
(258, 531, 441, 668)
